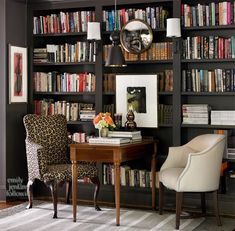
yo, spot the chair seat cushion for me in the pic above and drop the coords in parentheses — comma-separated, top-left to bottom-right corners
(43, 163, 98, 182)
(159, 168, 184, 190)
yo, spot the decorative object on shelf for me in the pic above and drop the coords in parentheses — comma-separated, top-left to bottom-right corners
(125, 108, 137, 129)
(114, 113, 122, 129)
(120, 19, 153, 54)
(116, 74, 158, 128)
(87, 22, 101, 55)
(105, 0, 126, 67)
(8, 44, 28, 104)
(93, 112, 116, 137)
(166, 18, 181, 54)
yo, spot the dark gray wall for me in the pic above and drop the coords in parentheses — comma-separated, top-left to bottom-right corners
(0, 0, 28, 200)
(0, 0, 7, 200)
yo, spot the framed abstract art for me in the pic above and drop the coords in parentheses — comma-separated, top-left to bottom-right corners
(9, 44, 27, 103)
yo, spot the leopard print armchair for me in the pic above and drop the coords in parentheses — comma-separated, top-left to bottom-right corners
(23, 114, 101, 218)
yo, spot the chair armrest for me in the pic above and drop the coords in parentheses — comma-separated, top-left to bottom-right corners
(160, 145, 196, 171)
(25, 139, 48, 180)
(177, 138, 225, 192)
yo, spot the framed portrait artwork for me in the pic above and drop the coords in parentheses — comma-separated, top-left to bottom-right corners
(116, 74, 158, 128)
(9, 44, 27, 104)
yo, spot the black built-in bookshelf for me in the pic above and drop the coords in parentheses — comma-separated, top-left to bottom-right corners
(28, 0, 235, 211)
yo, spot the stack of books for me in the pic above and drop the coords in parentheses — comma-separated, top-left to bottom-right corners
(182, 104, 210, 124)
(108, 130, 142, 142)
(211, 110, 235, 125)
(88, 137, 131, 145)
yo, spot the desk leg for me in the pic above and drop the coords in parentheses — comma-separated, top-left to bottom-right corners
(114, 162, 120, 226)
(151, 143, 157, 210)
(72, 161, 78, 222)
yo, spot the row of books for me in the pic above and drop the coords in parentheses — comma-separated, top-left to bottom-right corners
(33, 41, 96, 63)
(103, 42, 173, 62)
(158, 70, 173, 92)
(103, 164, 159, 188)
(103, 70, 173, 93)
(34, 72, 96, 93)
(103, 74, 115, 92)
(182, 36, 235, 60)
(182, 104, 210, 125)
(182, 69, 235, 93)
(33, 10, 95, 34)
(158, 104, 173, 125)
(34, 99, 95, 121)
(182, 2, 235, 27)
(102, 6, 169, 31)
(211, 111, 235, 125)
(103, 104, 115, 118)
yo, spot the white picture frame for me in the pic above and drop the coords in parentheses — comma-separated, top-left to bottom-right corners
(116, 74, 158, 128)
(9, 44, 28, 104)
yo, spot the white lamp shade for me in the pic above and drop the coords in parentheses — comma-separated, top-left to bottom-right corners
(166, 18, 181, 38)
(87, 22, 101, 40)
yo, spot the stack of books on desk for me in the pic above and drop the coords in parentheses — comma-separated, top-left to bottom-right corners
(88, 137, 131, 145)
(108, 130, 142, 142)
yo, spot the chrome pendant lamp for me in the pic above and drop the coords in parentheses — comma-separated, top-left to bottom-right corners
(105, 0, 126, 67)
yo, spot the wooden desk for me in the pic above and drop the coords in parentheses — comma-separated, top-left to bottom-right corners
(70, 140, 157, 226)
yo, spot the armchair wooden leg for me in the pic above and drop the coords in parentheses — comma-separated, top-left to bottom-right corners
(49, 181, 58, 219)
(90, 176, 101, 211)
(65, 181, 71, 204)
(201, 192, 206, 216)
(159, 182, 164, 215)
(176, 192, 183, 230)
(213, 190, 222, 226)
(26, 180, 34, 209)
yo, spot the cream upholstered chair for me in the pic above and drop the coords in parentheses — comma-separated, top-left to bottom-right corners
(23, 114, 101, 218)
(158, 134, 225, 230)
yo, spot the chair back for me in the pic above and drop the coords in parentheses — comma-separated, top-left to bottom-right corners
(180, 134, 225, 191)
(23, 114, 69, 165)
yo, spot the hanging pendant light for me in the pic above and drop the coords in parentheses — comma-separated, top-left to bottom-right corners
(105, 0, 126, 67)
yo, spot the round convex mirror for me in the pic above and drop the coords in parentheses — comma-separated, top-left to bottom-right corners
(120, 19, 153, 54)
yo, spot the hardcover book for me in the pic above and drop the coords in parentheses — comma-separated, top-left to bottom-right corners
(88, 137, 131, 145)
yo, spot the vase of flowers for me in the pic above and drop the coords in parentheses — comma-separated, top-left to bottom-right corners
(93, 112, 116, 137)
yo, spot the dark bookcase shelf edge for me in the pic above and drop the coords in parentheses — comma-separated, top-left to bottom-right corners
(181, 59, 235, 63)
(33, 62, 95, 66)
(34, 92, 96, 96)
(181, 124, 235, 129)
(33, 32, 87, 37)
(183, 25, 235, 31)
(181, 92, 235, 96)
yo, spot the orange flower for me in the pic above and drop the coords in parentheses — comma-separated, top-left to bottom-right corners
(93, 113, 102, 125)
(104, 114, 114, 125)
(93, 112, 116, 129)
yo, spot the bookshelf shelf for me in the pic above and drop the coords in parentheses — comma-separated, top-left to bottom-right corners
(183, 25, 235, 31)
(181, 59, 235, 63)
(159, 123, 173, 127)
(159, 91, 173, 95)
(181, 92, 235, 96)
(181, 124, 235, 129)
(33, 92, 96, 96)
(33, 32, 87, 37)
(33, 62, 95, 66)
(103, 92, 115, 96)
(125, 60, 173, 64)
(67, 121, 93, 125)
